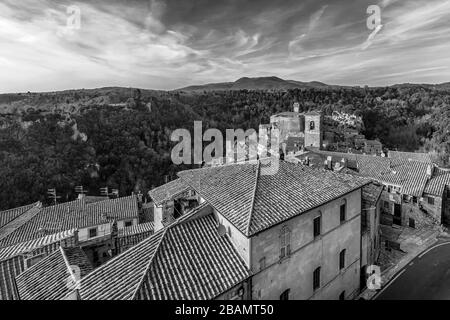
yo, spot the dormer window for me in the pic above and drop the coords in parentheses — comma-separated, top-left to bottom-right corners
(124, 220, 133, 227)
(89, 227, 98, 238)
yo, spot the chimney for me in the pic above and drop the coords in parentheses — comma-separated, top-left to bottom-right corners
(427, 164, 434, 179)
(73, 229, 79, 246)
(334, 161, 341, 171)
(326, 156, 332, 170)
(304, 156, 310, 166)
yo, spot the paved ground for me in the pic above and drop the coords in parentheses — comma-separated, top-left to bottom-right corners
(376, 241, 450, 300)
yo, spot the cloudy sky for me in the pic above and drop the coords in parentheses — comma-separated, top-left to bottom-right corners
(0, 0, 449, 92)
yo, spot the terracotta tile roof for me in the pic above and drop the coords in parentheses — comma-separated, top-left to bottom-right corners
(0, 229, 76, 262)
(118, 222, 154, 238)
(0, 203, 38, 229)
(16, 246, 92, 300)
(80, 227, 165, 300)
(0, 196, 138, 248)
(424, 167, 450, 196)
(388, 151, 432, 164)
(79, 210, 250, 300)
(302, 150, 430, 197)
(0, 203, 42, 244)
(178, 160, 371, 236)
(148, 178, 191, 205)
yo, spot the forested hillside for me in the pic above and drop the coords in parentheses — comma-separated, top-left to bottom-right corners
(0, 85, 449, 210)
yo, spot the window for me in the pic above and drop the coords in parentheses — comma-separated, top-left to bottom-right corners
(124, 220, 133, 227)
(259, 257, 266, 271)
(339, 249, 346, 270)
(339, 291, 345, 300)
(340, 199, 347, 223)
(383, 200, 390, 209)
(280, 289, 290, 300)
(428, 196, 435, 205)
(313, 215, 321, 238)
(25, 254, 44, 269)
(313, 267, 321, 290)
(89, 227, 98, 238)
(309, 121, 315, 130)
(280, 226, 291, 259)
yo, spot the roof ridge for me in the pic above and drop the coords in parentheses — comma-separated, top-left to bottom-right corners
(59, 246, 79, 285)
(0, 202, 36, 214)
(131, 226, 168, 300)
(245, 160, 260, 236)
(0, 202, 42, 243)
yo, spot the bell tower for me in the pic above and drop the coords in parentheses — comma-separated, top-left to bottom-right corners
(304, 111, 322, 149)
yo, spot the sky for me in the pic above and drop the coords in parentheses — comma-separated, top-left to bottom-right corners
(0, 0, 449, 92)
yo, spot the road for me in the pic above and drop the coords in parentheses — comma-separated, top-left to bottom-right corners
(377, 242, 450, 300)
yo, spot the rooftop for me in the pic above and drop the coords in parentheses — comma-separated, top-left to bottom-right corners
(270, 111, 303, 118)
(0, 195, 139, 248)
(118, 221, 154, 238)
(388, 150, 432, 164)
(15, 246, 93, 300)
(0, 203, 38, 229)
(148, 178, 191, 206)
(424, 167, 450, 196)
(79, 207, 250, 300)
(0, 229, 76, 262)
(301, 150, 431, 197)
(177, 160, 371, 236)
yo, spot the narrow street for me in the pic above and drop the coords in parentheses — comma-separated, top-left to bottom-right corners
(377, 242, 450, 300)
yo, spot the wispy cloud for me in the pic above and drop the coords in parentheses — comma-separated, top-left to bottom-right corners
(0, 0, 449, 92)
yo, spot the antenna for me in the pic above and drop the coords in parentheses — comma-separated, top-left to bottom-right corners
(47, 188, 61, 206)
(100, 187, 109, 196)
(100, 187, 119, 198)
(75, 185, 87, 195)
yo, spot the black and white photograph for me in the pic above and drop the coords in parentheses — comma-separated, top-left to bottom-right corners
(1, 0, 450, 306)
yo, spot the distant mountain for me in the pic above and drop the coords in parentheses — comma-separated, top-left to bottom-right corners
(392, 82, 450, 90)
(177, 76, 332, 91)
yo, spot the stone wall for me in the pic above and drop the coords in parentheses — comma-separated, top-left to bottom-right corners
(250, 189, 362, 300)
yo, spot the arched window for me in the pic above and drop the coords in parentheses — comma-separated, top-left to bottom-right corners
(280, 226, 291, 259)
(309, 121, 315, 130)
(280, 289, 290, 300)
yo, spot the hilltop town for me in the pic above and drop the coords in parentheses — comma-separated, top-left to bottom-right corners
(1, 100, 450, 300)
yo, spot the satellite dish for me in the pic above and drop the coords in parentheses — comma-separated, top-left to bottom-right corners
(218, 224, 226, 236)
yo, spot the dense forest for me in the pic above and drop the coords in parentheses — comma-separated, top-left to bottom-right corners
(0, 85, 449, 210)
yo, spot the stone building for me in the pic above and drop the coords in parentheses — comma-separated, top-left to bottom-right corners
(0, 195, 142, 299)
(360, 183, 383, 288)
(148, 178, 198, 232)
(260, 103, 323, 153)
(304, 111, 323, 148)
(62, 160, 372, 300)
(296, 149, 450, 230)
